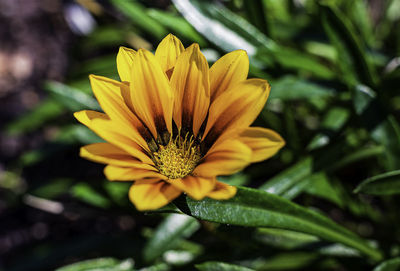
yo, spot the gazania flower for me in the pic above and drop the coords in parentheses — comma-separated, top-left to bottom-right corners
(74, 34, 284, 211)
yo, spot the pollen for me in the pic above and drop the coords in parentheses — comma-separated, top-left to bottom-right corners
(152, 133, 202, 179)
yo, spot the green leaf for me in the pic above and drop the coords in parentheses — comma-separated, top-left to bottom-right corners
(147, 9, 206, 46)
(31, 178, 73, 199)
(243, 0, 269, 36)
(161, 239, 203, 266)
(71, 183, 111, 208)
(172, 0, 258, 55)
(261, 46, 335, 79)
(162, 249, 199, 266)
(307, 107, 350, 150)
(196, 261, 254, 271)
(256, 228, 318, 249)
(373, 257, 400, 271)
(174, 186, 382, 261)
(280, 172, 344, 207)
(143, 214, 200, 262)
(303, 173, 344, 207)
(304, 41, 336, 61)
(327, 145, 384, 172)
(55, 257, 134, 271)
(56, 125, 103, 145)
(250, 252, 318, 270)
(269, 76, 335, 101)
(81, 26, 126, 51)
(72, 55, 117, 78)
(354, 170, 400, 195)
(104, 181, 131, 206)
(138, 263, 170, 271)
(346, 0, 376, 48)
(110, 0, 167, 39)
(174, 0, 333, 78)
(353, 85, 400, 169)
(218, 173, 249, 187)
(17, 125, 102, 166)
(44, 81, 100, 112)
(259, 157, 313, 194)
(320, 2, 377, 87)
(6, 99, 63, 135)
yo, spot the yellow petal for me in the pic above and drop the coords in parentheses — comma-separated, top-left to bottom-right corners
(166, 176, 215, 200)
(104, 165, 164, 181)
(116, 46, 136, 82)
(88, 75, 151, 147)
(203, 79, 270, 145)
(207, 181, 237, 200)
(155, 34, 184, 75)
(74, 109, 108, 126)
(193, 139, 252, 178)
(80, 143, 155, 168)
(210, 50, 249, 101)
(239, 127, 285, 162)
(89, 75, 142, 128)
(74, 110, 152, 164)
(130, 49, 174, 138)
(171, 44, 210, 136)
(129, 181, 181, 211)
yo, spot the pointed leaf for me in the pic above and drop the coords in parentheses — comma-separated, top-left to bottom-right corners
(174, 186, 382, 261)
(354, 170, 400, 195)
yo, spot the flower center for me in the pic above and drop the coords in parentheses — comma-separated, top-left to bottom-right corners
(152, 133, 202, 179)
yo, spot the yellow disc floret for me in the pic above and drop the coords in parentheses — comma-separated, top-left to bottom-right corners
(153, 133, 202, 179)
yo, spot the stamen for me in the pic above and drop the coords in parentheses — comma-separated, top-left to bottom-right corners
(152, 131, 202, 179)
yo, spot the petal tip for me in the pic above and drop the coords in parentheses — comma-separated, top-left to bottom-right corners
(118, 46, 132, 53)
(188, 43, 200, 52)
(79, 146, 86, 157)
(165, 33, 177, 40)
(207, 182, 237, 200)
(73, 110, 83, 120)
(73, 110, 90, 123)
(236, 49, 248, 57)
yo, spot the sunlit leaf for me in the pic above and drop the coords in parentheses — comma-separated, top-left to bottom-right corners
(172, 0, 258, 55)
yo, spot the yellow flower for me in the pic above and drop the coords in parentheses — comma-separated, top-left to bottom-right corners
(74, 34, 285, 211)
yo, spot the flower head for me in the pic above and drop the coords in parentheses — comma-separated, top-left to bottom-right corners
(74, 34, 285, 211)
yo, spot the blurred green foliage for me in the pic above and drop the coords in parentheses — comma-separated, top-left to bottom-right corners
(2, 0, 400, 270)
